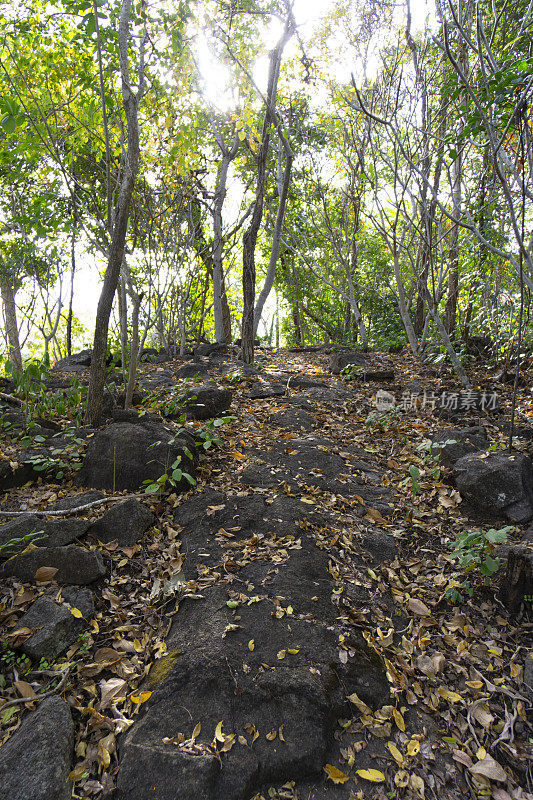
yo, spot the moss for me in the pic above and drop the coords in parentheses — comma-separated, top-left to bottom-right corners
(145, 649, 180, 689)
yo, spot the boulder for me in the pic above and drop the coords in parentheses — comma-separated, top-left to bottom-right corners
(0, 515, 89, 553)
(139, 347, 160, 362)
(182, 387, 232, 420)
(48, 491, 104, 511)
(248, 382, 286, 399)
(454, 451, 533, 523)
(17, 587, 93, 661)
(430, 426, 489, 469)
(285, 374, 328, 389)
(240, 435, 393, 515)
(0, 458, 37, 490)
(78, 420, 198, 492)
(88, 498, 155, 546)
(118, 490, 389, 800)
(174, 362, 210, 380)
(0, 544, 105, 584)
(52, 349, 93, 372)
(267, 408, 316, 432)
(466, 335, 492, 356)
(193, 343, 229, 359)
(0, 696, 74, 800)
(500, 545, 533, 615)
(329, 351, 369, 374)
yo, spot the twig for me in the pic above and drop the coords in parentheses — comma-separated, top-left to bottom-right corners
(0, 668, 70, 713)
(0, 494, 145, 518)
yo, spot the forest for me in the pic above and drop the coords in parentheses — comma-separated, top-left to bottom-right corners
(0, 1, 532, 800)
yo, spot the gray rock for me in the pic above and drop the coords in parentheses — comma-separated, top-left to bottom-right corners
(500, 545, 533, 615)
(174, 362, 210, 380)
(78, 420, 198, 492)
(193, 343, 230, 359)
(48, 491, 105, 511)
(119, 748, 219, 800)
(182, 386, 232, 421)
(454, 451, 533, 523)
(267, 408, 316, 432)
(118, 491, 389, 800)
(0, 515, 89, 554)
(248, 381, 286, 399)
(18, 588, 93, 660)
(0, 696, 74, 800)
(88, 498, 155, 546)
(240, 436, 393, 515)
(0, 544, 105, 584)
(431, 425, 489, 469)
(52, 349, 92, 372)
(329, 351, 369, 374)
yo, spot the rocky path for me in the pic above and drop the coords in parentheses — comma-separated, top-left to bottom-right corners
(0, 346, 532, 800)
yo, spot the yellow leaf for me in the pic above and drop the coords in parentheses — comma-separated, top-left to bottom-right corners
(130, 691, 152, 705)
(347, 692, 372, 715)
(438, 688, 463, 703)
(393, 709, 405, 731)
(356, 768, 386, 782)
(215, 721, 225, 743)
(248, 639, 255, 651)
(300, 498, 315, 505)
(388, 741, 404, 764)
(287, 649, 299, 655)
(465, 680, 483, 689)
(407, 739, 420, 756)
(191, 722, 201, 741)
(476, 746, 487, 761)
(266, 729, 277, 740)
(324, 764, 350, 784)
(133, 638, 143, 652)
(70, 607, 83, 619)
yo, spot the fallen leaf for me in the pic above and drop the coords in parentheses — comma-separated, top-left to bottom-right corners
(14, 680, 36, 698)
(468, 754, 506, 782)
(34, 566, 58, 582)
(356, 768, 386, 782)
(408, 597, 431, 616)
(324, 764, 350, 784)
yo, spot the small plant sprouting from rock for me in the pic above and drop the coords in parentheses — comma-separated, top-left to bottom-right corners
(0, 529, 46, 558)
(143, 454, 196, 496)
(445, 525, 514, 604)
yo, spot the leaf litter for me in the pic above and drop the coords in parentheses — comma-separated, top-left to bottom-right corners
(0, 347, 532, 799)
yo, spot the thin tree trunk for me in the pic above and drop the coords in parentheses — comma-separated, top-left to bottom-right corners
(241, 15, 295, 363)
(444, 0, 474, 334)
(85, 0, 144, 426)
(1, 277, 23, 374)
(253, 135, 293, 337)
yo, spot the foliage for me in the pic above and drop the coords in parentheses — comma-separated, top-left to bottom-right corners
(446, 526, 514, 603)
(0, 529, 46, 558)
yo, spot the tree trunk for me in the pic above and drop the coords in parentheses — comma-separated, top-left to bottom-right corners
(85, 0, 143, 426)
(125, 290, 141, 410)
(0, 277, 23, 374)
(253, 135, 293, 337)
(444, 0, 474, 334)
(241, 15, 295, 363)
